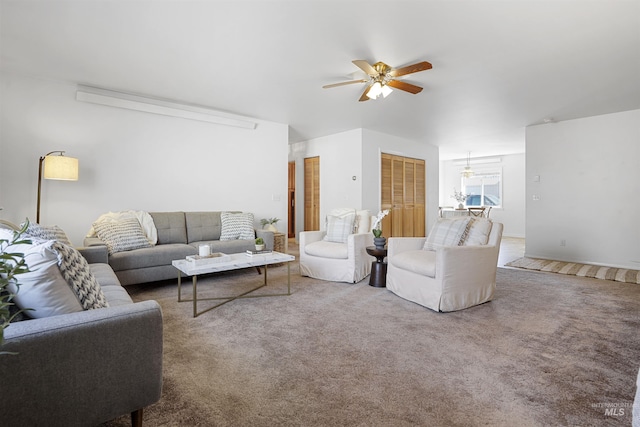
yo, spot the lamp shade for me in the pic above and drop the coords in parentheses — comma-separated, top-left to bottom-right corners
(43, 155, 79, 181)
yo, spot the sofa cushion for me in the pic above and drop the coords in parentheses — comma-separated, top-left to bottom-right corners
(94, 218, 152, 255)
(423, 217, 471, 250)
(23, 222, 72, 246)
(90, 264, 133, 307)
(185, 212, 224, 243)
(108, 243, 196, 271)
(391, 249, 437, 278)
(462, 218, 493, 246)
(220, 212, 255, 240)
(305, 240, 349, 259)
(194, 239, 255, 254)
(150, 212, 188, 244)
(2, 232, 84, 318)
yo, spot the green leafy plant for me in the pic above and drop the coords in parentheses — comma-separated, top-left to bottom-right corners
(255, 237, 264, 245)
(1, 221, 31, 352)
(260, 218, 280, 228)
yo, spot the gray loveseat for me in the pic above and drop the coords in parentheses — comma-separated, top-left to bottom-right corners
(84, 211, 275, 286)
(0, 248, 163, 427)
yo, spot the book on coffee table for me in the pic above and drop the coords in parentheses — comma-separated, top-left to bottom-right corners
(246, 249, 273, 256)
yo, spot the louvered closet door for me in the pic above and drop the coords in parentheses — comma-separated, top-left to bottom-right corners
(380, 153, 426, 238)
(304, 156, 320, 231)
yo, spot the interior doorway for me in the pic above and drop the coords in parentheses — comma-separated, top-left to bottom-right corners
(288, 161, 295, 238)
(304, 156, 320, 231)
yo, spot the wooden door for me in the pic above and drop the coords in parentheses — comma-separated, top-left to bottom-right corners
(288, 161, 295, 238)
(380, 153, 426, 238)
(304, 156, 320, 231)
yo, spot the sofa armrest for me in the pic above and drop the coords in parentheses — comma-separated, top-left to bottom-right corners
(387, 237, 426, 257)
(0, 300, 163, 426)
(77, 245, 109, 264)
(255, 229, 274, 250)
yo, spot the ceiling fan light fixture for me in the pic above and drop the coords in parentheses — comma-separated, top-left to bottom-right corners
(380, 84, 393, 98)
(367, 82, 383, 99)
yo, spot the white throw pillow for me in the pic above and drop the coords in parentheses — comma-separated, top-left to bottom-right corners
(220, 212, 255, 240)
(461, 218, 493, 246)
(1, 229, 83, 318)
(93, 218, 152, 255)
(355, 210, 371, 234)
(324, 213, 356, 243)
(423, 217, 471, 250)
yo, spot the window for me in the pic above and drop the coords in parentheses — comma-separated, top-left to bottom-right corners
(462, 169, 502, 207)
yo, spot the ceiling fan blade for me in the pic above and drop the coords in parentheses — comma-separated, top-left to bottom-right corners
(322, 79, 367, 89)
(358, 85, 372, 102)
(352, 60, 378, 77)
(387, 80, 424, 94)
(389, 61, 433, 77)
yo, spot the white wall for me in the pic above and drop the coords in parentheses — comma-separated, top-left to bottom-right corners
(289, 128, 439, 238)
(525, 109, 640, 269)
(0, 72, 290, 245)
(439, 153, 526, 238)
(289, 129, 364, 237)
(361, 129, 440, 234)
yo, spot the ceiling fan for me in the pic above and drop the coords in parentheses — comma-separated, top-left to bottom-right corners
(323, 59, 432, 102)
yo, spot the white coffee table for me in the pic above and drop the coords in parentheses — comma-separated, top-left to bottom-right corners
(172, 251, 296, 317)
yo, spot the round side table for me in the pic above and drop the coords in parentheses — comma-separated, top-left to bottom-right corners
(366, 246, 388, 288)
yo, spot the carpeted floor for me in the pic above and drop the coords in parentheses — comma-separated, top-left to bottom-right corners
(102, 263, 640, 427)
(506, 257, 640, 285)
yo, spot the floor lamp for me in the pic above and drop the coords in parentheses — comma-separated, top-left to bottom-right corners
(36, 151, 79, 224)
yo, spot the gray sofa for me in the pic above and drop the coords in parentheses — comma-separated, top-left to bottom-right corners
(84, 211, 274, 286)
(0, 252, 163, 427)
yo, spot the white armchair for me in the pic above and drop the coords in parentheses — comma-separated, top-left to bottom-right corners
(299, 209, 374, 283)
(386, 219, 503, 312)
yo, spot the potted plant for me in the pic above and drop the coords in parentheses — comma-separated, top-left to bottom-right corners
(1, 221, 31, 353)
(260, 217, 280, 233)
(255, 237, 265, 251)
(371, 209, 390, 249)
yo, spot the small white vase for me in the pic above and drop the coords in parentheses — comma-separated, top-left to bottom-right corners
(255, 244, 265, 251)
(265, 224, 277, 233)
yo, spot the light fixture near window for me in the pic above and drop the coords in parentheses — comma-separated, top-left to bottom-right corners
(461, 151, 474, 178)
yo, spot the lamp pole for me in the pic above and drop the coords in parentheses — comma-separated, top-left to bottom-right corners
(36, 150, 65, 224)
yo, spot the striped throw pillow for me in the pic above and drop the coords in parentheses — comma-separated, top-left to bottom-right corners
(423, 218, 471, 251)
(52, 241, 109, 310)
(220, 212, 255, 240)
(93, 218, 152, 255)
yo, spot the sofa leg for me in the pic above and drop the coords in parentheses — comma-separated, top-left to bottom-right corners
(131, 408, 143, 427)
(256, 267, 262, 275)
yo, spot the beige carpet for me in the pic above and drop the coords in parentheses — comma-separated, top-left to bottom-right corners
(506, 257, 640, 285)
(102, 264, 640, 427)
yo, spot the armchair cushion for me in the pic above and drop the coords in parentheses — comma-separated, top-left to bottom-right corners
(391, 249, 437, 278)
(463, 218, 493, 246)
(423, 217, 470, 250)
(23, 222, 72, 246)
(304, 240, 349, 259)
(324, 212, 356, 243)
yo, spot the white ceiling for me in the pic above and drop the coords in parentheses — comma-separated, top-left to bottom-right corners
(2, 0, 639, 160)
